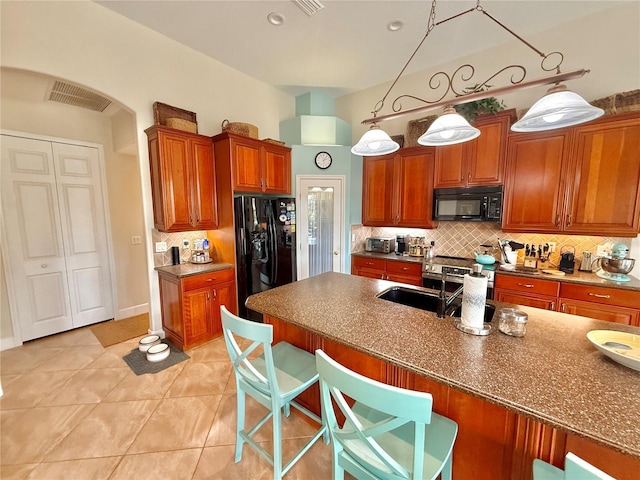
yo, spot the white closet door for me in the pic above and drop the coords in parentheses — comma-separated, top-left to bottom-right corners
(52, 143, 113, 328)
(1, 135, 73, 340)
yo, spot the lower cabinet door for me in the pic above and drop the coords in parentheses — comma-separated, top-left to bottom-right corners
(559, 298, 638, 325)
(494, 289, 557, 311)
(211, 281, 238, 335)
(183, 287, 214, 348)
(386, 273, 422, 286)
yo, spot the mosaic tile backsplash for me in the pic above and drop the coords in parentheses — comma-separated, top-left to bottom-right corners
(351, 222, 630, 269)
(151, 229, 211, 267)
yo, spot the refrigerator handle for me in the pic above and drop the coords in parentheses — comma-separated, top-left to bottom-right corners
(240, 227, 246, 256)
(267, 203, 278, 285)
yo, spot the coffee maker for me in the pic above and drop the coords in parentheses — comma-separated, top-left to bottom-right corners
(396, 234, 409, 255)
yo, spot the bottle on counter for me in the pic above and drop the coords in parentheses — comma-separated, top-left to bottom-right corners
(426, 240, 435, 263)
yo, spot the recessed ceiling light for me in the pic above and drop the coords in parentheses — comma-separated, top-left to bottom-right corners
(387, 20, 404, 32)
(267, 12, 286, 26)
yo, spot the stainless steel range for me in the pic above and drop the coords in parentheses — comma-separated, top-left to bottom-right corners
(422, 255, 496, 298)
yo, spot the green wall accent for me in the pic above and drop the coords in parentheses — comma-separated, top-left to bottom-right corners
(295, 91, 335, 116)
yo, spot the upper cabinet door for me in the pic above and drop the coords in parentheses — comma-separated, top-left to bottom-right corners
(362, 155, 395, 226)
(467, 112, 514, 186)
(564, 114, 640, 236)
(263, 145, 291, 194)
(396, 149, 436, 228)
(190, 137, 218, 230)
(434, 143, 466, 188)
(502, 131, 571, 233)
(158, 131, 193, 232)
(231, 139, 262, 192)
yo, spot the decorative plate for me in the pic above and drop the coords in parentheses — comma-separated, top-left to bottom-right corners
(587, 330, 640, 371)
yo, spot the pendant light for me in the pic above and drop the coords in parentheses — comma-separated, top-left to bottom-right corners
(351, 122, 400, 156)
(511, 84, 604, 132)
(418, 106, 480, 146)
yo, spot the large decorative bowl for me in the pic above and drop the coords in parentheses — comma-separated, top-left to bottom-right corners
(600, 257, 635, 274)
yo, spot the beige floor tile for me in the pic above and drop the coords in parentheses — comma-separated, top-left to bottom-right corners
(188, 338, 230, 363)
(194, 437, 332, 480)
(0, 370, 75, 409)
(40, 368, 129, 406)
(85, 342, 139, 369)
(25, 456, 121, 480)
(166, 361, 232, 398)
(0, 463, 37, 480)
(110, 449, 202, 480)
(205, 394, 321, 448)
(24, 327, 97, 349)
(102, 363, 185, 402)
(31, 345, 105, 372)
(0, 404, 95, 465)
(128, 395, 221, 454)
(0, 347, 67, 375)
(44, 399, 159, 461)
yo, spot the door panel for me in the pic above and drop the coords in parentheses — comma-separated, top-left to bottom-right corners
(1, 136, 73, 339)
(53, 143, 113, 328)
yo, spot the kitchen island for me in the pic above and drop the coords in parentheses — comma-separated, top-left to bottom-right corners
(246, 272, 640, 480)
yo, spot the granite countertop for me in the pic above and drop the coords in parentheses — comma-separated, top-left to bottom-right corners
(155, 262, 234, 278)
(246, 272, 640, 459)
(351, 250, 425, 264)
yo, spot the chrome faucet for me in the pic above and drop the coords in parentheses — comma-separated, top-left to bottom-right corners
(436, 272, 464, 318)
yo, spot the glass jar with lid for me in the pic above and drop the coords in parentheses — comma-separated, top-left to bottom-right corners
(498, 308, 528, 337)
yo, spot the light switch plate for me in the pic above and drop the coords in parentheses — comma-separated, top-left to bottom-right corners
(131, 235, 141, 245)
(155, 241, 167, 253)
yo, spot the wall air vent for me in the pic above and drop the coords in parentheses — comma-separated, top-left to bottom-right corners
(48, 81, 112, 112)
(292, 0, 324, 16)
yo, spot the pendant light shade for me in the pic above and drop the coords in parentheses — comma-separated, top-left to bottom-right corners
(511, 84, 604, 132)
(418, 106, 481, 146)
(351, 123, 400, 156)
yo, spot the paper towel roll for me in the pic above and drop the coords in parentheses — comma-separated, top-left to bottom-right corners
(461, 273, 488, 329)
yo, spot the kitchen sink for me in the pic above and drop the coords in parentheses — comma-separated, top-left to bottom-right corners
(376, 286, 440, 312)
(447, 302, 496, 323)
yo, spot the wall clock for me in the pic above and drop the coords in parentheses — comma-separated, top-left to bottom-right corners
(314, 151, 332, 169)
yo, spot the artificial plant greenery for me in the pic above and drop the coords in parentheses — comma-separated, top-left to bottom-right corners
(454, 85, 507, 123)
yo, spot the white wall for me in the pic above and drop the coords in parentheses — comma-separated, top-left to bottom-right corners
(0, 1, 295, 336)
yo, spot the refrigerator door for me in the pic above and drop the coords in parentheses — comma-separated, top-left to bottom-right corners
(234, 196, 296, 320)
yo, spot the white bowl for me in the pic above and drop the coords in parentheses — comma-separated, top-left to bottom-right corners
(146, 343, 170, 362)
(138, 335, 161, 352)
(587, 330, 640, 371)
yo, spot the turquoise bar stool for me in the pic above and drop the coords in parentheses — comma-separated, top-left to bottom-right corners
(533, 452, 616, 480)
(220, 306, 327, 480)
(315, 349, 458, 480)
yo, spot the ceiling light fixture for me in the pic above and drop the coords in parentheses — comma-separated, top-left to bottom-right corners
(352, 0, 603, 156)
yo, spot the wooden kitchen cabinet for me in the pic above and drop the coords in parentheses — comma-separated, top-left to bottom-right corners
(503, 112, 640, 236)
(146, 126, 219, 232)
(351, 255, 423, 286)
(434, 109, 515, 188)
(158, 268, 237, 350)
(362, 146, 435, 228)
(212, 132, 291, 194)
(559, 282, 640, 326)
(494, 274, 560, 310)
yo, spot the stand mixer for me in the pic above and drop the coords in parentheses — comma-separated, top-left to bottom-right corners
(595, 243, 635, 282)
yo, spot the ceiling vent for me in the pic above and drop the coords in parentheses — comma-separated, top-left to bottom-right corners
(48, 81, 112, 112)
(292, 0, 324, 16)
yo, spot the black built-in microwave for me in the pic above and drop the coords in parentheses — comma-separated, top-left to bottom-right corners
(433, 185, 502, 222)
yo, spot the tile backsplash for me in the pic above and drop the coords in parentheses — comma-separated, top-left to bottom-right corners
(350, 222, 629, 268)
(151, 229, 210, 267)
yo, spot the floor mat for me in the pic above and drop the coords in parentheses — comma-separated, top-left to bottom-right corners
(123, 342, 189, 375)
(90, 313, 149, 347)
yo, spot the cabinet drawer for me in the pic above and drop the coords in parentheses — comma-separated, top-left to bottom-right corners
(560, 283, 640, 309)
(182, 268, 235, 291)
(495, 274, 560, 297)
(386, 260, 423, 276)
(352, 256, 386, 271)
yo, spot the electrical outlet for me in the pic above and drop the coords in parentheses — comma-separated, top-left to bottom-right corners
(182, 239, 190, 249)
(155, 241, 167, 253)
(351, 233, 356, 242)
(131, 235, 141, 245)
(596, 244, 609, 257)
(547, 242, 556, 253)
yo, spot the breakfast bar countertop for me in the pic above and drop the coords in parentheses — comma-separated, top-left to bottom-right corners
(246, 272, 640, 460)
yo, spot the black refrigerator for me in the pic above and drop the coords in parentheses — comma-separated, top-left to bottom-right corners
(234, 196, 296, 320)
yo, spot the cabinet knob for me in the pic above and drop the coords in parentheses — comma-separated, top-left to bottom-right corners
(561, 303, 566, 313)
(550, 301, 556, 310)
(41, 263, 48, 268)
(588, 293, 611, 299)
(467, 172, 471, 183)
(333, 251, 339, 256)
(206, 278, 214, 282)
(566, 214, 573, 227)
